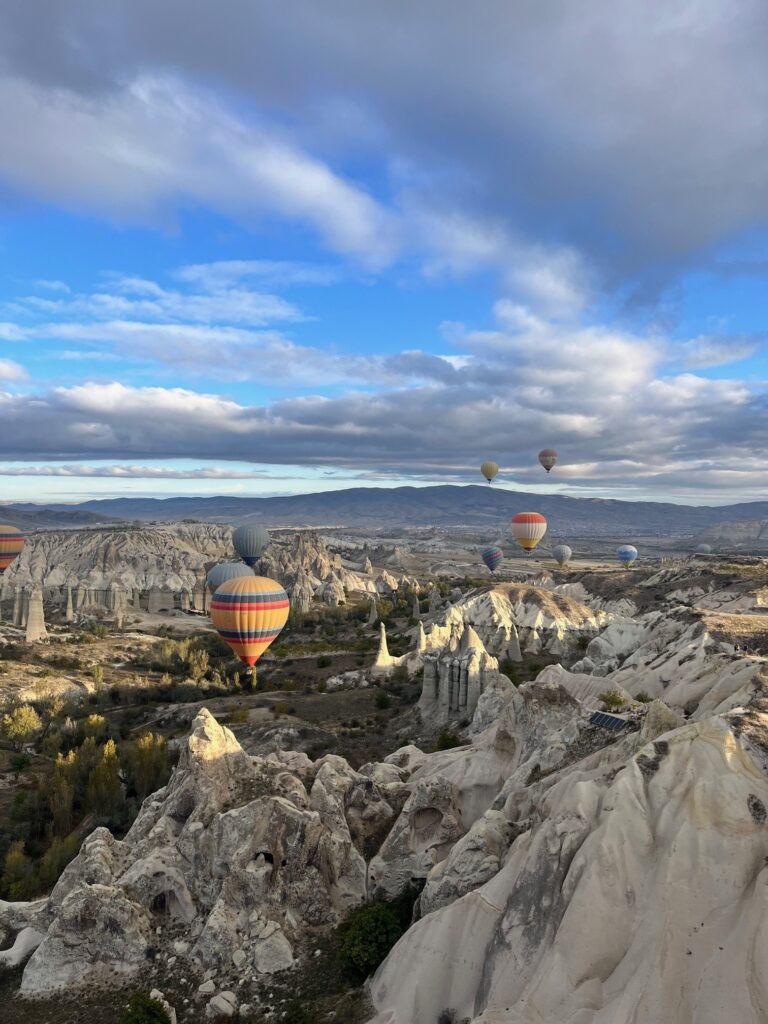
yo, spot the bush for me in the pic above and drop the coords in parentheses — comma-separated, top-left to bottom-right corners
(374, 691, 391, 710)
(635, 691, 653, 703)
(435, 730, 461, 751)
(120, 991, 172, 1024)
(226, 706, 251, 725)
(599, 690, 627, 712)
(316, 655, 332, 668)
(273, 701, 290, 718)
(281, 1000, 313, 1024)
(339, 902, 403, 977)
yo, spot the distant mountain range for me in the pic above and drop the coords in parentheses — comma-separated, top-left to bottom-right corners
(3, 485, 768, 536)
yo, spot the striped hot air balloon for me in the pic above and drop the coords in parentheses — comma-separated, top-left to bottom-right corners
(482, 545, 504, 573)
(538, 449, 558, 472)
(552, 544, 572, 568)
(617, 544, 638, 568)
(481, 461, 499, 484)
(211, 576, 289, 669)
(206, 562, 253, 591)
(232, 525, 271, 568)
(0, 525, 25, 575)
(511, 512, 547, 553)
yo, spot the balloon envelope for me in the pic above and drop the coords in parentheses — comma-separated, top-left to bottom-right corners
(511, 512, 547, 552)
(538, 449, 557, 472)
(482, 545, 504, 572)
(211, 575, 289, 667)
(0, 525, 25, 575)
(232, 525, 270, 567)
(481, 461, 499, 484)
(617, 544, 638, 566)
(695, 544, 712, 555)
(552, 544, 572, 567)
(206, 562, 254, 590)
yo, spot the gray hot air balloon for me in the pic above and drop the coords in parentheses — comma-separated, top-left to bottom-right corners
(552, 544, 572, 568)
(481, 461, 499, 484)
(233, 525, 271, 567)
(206, 562, 253, 591)
(695, 543, 712, 555)
(538, 448, 558, 472)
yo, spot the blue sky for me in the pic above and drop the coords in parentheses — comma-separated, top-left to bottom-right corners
(1, 1, 768, 505)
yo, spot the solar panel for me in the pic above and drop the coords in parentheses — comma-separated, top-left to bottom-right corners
(589, 711, 630, 732)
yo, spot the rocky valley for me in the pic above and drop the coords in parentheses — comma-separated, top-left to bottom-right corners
(1, 524, 768, 1024)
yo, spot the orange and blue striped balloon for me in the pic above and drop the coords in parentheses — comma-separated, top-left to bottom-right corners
(210, 575, 290, 667)
(0, 525, 25, 575)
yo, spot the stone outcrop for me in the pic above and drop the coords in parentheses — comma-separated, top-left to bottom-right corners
(25, 587, 48, 643)
(0, 709, 403, 995)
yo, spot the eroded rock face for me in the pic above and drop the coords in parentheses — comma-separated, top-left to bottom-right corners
(2, 709, 403, 995)
(370, 706, 768, 1024)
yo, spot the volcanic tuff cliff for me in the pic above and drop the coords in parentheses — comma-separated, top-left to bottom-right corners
(3, 565, 768, 1023)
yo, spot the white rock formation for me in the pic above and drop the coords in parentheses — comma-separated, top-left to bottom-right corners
(0, 709, 402, 995)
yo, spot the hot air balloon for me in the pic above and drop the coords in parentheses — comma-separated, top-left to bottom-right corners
(538, 449, 557, 473)
(552, 544, 572, 568)
(511, 512, 547, 553)
(0, 525, 25, 576)
(695, 544, 712, 555)
(617, 544, 638, 568)
(482, 545, 504, 573)
(232, 525, 270, 567)
(206, 562, 253, 591)
(211, 576, 290, 685)
(481, 461, 499, 484)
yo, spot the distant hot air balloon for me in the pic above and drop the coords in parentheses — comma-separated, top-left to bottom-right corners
(552, 544, 572, 568)
(206, 562, 253, 591)
(232, 525, 270, 567)
(695, 544, 712, 556)
(538, 449, 558, 473)
(211, 576, 290, 676)
(617, 544, 638, 568)
(0, 526, 25, 576)
(482, 545, 504, 573)
(481, 461, 499, 484)
(511, 512, 547, 553)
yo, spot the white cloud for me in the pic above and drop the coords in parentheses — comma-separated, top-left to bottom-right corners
(0, 359, 28, 382)
(0, 463, 275, 480)
(678, 334, 760, 368)
(0, 74, 398, 268)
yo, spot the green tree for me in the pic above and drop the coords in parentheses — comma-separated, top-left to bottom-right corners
(81, 713, 108, 740)
(37, 835, 80, 891)
(91, 663, 105, 694)
(120, 990, 171, 1024)
(1, 704, 43, 750)
(125, 732, 169, 801)
(1, 840, 36, 900)
(87, 739, 122, 816)
(49, 754, 77, 835)
(339, 902, 403, 977)
(187, 647, 209, 683)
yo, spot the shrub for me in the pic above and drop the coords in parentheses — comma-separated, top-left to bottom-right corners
(599, 690, 627, 712)
(281, 1000, 313, 1024)
(227, 706, 251, 725)
(273, 701, 290, 718)
(9, 753, 31, 777)
(120, 991, 172, 1024)
(316, 655, 333, 668)
(339, 902, 403, 977)
(374, 691, 391, 710)
(635, 691, 653, 703)
(435, 730, 461, 751)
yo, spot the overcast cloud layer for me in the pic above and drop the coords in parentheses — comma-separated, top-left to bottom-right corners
(2, 2, 768, 501)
